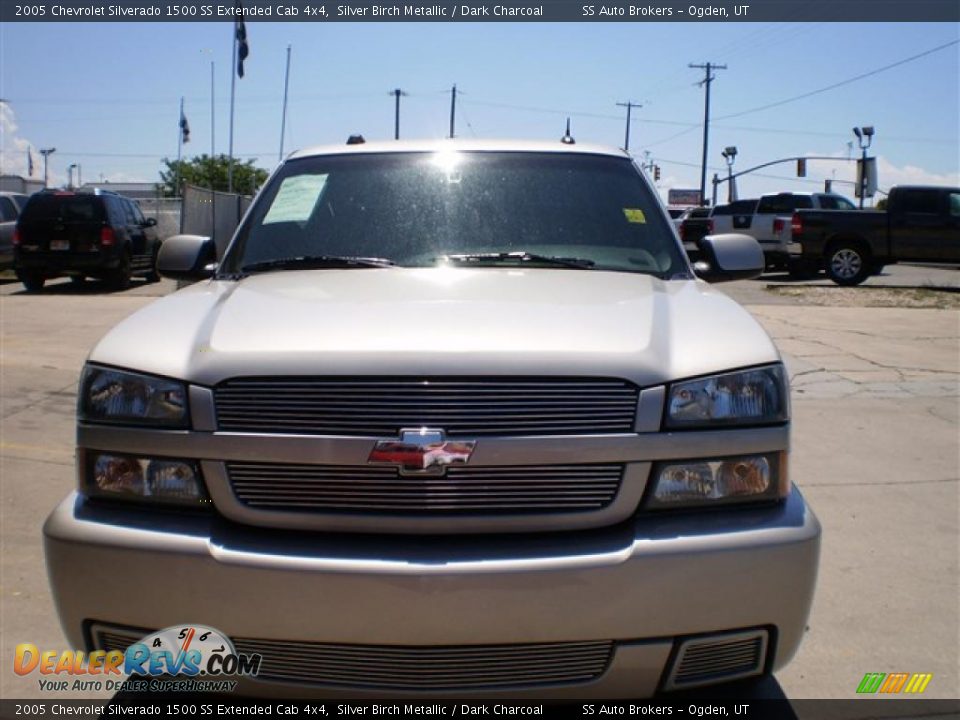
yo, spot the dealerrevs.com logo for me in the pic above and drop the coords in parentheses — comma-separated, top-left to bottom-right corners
(14, 625, 261, 693)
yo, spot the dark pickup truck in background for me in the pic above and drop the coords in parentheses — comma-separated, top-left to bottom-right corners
(792, 185, 960, 285)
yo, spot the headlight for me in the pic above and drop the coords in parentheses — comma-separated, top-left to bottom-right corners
(666, 364, 788, 428)
(647, 452, 787, 509)
(86, 452, 208, 507)
(80, 366, 187, 427)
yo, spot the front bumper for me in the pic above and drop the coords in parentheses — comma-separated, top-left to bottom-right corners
(44, 488, 820, 698)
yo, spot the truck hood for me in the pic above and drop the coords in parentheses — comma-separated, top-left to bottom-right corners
(89, 268, 780, 387)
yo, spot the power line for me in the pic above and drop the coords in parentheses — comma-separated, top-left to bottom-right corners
(714, 39, 959, 121)
(641, 125, 701, 149)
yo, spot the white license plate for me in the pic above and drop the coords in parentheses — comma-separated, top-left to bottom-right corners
(50, 240, 69, 251)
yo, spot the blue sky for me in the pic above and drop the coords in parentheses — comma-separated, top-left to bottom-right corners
(1, 21, 957, 203)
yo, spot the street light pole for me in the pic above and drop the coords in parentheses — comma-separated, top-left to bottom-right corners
(853, 126, 874, 209)
(721, 146, 737, 203)
(39, 148, 56, 188)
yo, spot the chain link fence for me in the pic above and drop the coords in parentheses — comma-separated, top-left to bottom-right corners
(137, 197, 182, 240)
(180, 184, 254, 259)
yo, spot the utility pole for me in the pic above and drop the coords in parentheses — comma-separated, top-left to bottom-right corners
(689, 62, 727, 206)
(39, 147, 56, 188)
(616, 101, 642, 152)
(390, 88, 407, 140)
(449, 84, 457, 139)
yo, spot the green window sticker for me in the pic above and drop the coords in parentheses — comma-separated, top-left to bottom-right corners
(623, 208, 646, 223)
(263, 174, 329, 224)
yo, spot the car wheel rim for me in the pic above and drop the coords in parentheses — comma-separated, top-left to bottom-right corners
(831, 249, 861, 279)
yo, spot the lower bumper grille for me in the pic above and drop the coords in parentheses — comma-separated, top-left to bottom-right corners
(91, 626, 613, 691)
(664, 629, 768, 691)
(226, 462, 624, 515)
(233, 638, 613, 690)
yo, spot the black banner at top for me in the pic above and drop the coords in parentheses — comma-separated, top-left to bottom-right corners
(3, 0, 959, 22)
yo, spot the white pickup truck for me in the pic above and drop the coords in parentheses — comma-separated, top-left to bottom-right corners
(711, 192, 857, 274)
(43, 139, 820, 699)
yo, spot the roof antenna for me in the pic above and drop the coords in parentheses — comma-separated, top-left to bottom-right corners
(561, 117, 575, 145)
(346, 134, 366, 145)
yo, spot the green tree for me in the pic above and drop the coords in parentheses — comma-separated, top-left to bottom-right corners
(159, 154, 269, 196)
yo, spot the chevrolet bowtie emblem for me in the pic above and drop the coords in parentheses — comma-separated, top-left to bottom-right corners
(368, 428, 476, 475)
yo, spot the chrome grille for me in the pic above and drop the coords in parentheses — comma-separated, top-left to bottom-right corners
(227, 462, 624, 514)
(665, 630, 768, 690)
(94, 629, 143, 653)
(92, 626, 613, 691)
(213, 377, 639, 436)
(231, 638, 613, 690)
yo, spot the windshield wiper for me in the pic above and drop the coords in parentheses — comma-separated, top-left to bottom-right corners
(441, 251, 596, 269)
(239, 255, 396, 274)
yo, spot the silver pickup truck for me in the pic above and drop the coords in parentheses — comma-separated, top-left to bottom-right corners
(44, 139, 820, 698)
(712, 192, 856, 274)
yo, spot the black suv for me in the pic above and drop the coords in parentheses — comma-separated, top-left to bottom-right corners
(14, 189, 162, 292)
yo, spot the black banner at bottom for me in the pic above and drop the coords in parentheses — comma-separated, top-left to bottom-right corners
(1, 698, 959, 720)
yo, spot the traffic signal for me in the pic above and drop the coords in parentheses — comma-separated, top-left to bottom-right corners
(797, 158, 807, 177)
(654, 165, 661, 181)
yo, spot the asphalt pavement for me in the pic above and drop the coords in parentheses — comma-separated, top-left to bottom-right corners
(0, 265, 957, 704)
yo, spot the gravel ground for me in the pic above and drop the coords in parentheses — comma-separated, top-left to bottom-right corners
(765, 285, 960, 309)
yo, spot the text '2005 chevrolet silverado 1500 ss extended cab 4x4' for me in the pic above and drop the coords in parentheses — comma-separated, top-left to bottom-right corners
(44, 139, 820, 699)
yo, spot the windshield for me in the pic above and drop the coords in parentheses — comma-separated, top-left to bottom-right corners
(20, 194, 106, 225)
(221, 151, 687, 277)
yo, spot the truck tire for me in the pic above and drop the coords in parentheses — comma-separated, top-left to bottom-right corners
(17, 270, 45, 293)
(107, 251, 133, 291)
(826, 241, 871, 286)
(144, 245, 161, 283)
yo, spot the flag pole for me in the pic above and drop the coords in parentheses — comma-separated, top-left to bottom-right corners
(176, 96, 184, 196)
(279, 44, 291, 162)
(228, 22, 237, 194)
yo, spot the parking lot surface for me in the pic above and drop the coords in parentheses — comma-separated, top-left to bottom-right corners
(0, 266, 957, 702)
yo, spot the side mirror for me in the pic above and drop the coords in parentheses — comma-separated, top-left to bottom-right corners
(144, 217, 158, 227)
(694, 233, 764, 283)
(157, 235, 217, 281)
